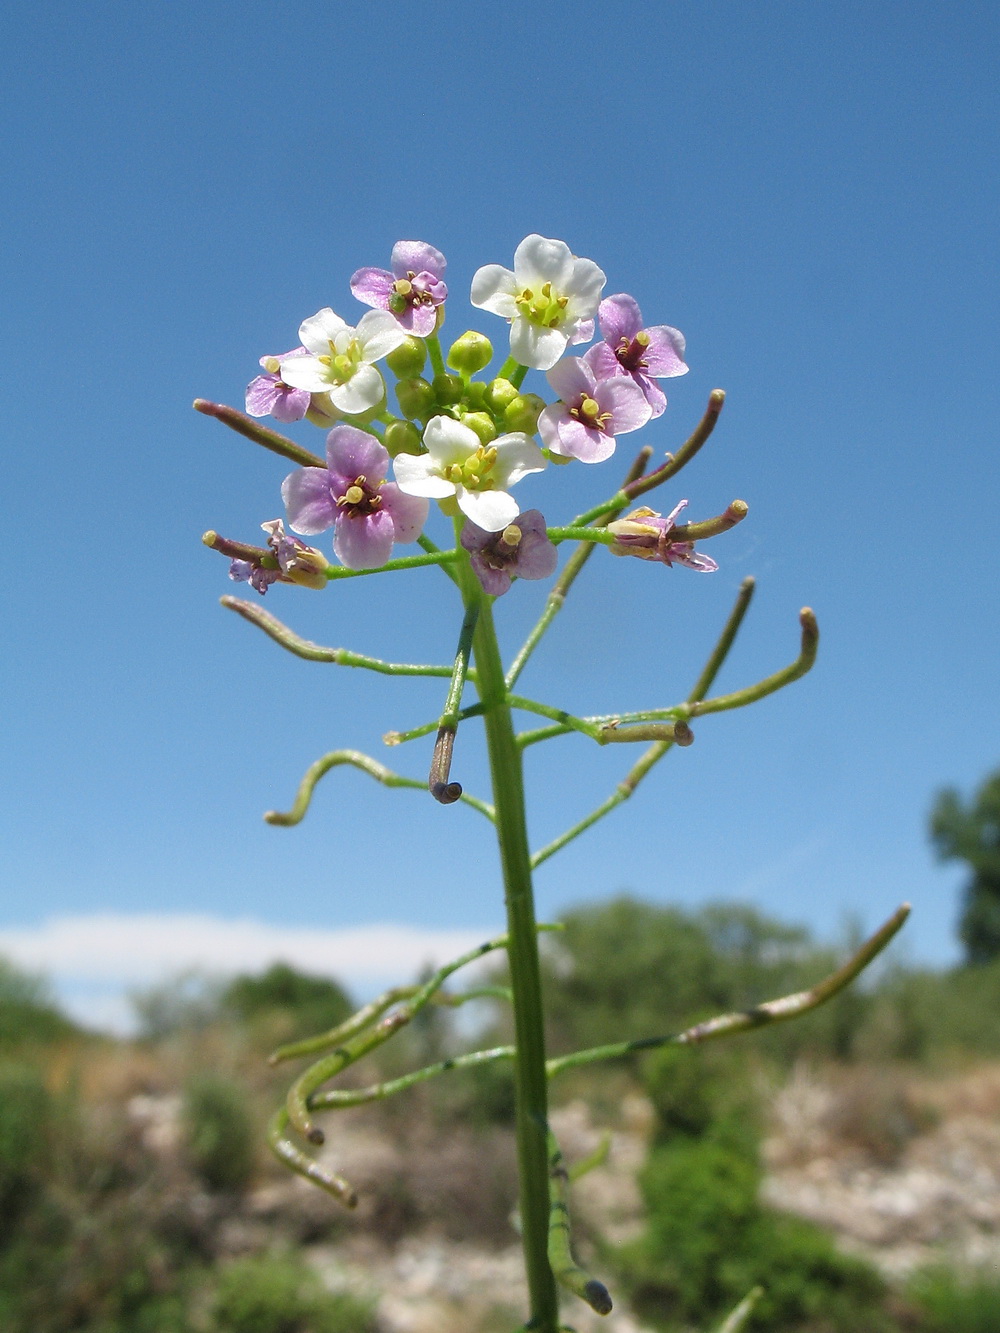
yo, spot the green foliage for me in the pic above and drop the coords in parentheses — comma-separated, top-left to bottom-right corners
(0, 1062, 52, 1234)
(908, 1264, 1000, 1333)
(0, 958, 76, 1049)
(183, 1072, 257, 1193)
(210, 1253, 376, 1333)
(931, 770, 1000, 964)
(220, 962, 353, 1044)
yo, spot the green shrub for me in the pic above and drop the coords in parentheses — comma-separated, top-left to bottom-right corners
(183, 1072, 257, 1193)
(0, 1061, 52, 1234)
(909, 1264, 1000, 1333)
(0, 959, 75, 1048)
(221, 963, 353, 1044)
(211, 1253, 376, 1333)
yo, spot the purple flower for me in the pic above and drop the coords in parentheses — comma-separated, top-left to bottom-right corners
(537, 356, 651, 464)
(245, 348, 312, 423)
(461, 510, 558, 596)
(282, 424, 429, 570)
(607, 501, 718, 572)
(229, 559, 281, 594)
(228, 519, 329, 594)
(584, 294, 687, 419)
(351, 241, 448, 337)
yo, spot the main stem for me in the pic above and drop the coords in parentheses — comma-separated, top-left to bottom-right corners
(471, 591, 559, 1331)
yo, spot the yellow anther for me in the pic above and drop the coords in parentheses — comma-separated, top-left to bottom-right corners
(466, 472, 481, 488)
(318, 354, 332, 366)
(502, 524, 522, 547)
(541, 282, 552, 297)
(447, 464, 463, 483)
(557, 296, 568, 308)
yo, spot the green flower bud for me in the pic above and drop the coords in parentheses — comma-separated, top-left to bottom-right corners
(432, 374, 463, 406)
(484, 377, 519, 413)
(459, 411, 498, 446)
(385, 336, 427, 378)
(446, 330, 493, 376)
(395, 376, 435, 421)
(504, 393, 546, 434)
(463, 380, 488, 410)
(384, 419, 423, 457)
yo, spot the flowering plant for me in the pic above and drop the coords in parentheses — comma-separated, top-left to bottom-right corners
(196, 234, 908, 1332)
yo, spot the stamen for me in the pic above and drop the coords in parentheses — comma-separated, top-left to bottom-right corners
(263, 356, 281, 374)
(343, 485, 365, 505)
(501, 524, 522, 547)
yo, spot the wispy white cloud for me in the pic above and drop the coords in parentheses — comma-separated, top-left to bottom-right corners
(0, 914, 501, 1034)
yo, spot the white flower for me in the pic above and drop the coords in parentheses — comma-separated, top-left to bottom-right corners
(393, 415, 546, 531)
(279, 308, 407, 414)
(470, 234, 606, 371)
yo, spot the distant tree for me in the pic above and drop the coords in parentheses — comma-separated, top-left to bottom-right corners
(931, 770, 1000, 964)
(220, 961, 353, 1038)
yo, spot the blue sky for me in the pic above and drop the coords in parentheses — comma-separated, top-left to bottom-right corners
(3, 2, 998, 1026)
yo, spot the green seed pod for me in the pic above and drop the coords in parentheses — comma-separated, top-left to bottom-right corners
(432, 373, 463, 406)
(394, 376, 435, 421)
(446, 330, 493, 377)
(383, 419, 423, 457)
(385, 336, 427, 378)
(460, 411, 498, 446)
(484, 377, 519, 413)
(504, 392, 546, 434)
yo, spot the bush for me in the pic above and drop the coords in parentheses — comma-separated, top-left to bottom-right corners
(908, 1264, 1000, 1333)
(183, 1072, 257, 1193)
(211, 1252, 376, 1333)
(0, 1061, 52, 1234)
(221, 963, 353, 1045)
(0, 959, 75, 1048)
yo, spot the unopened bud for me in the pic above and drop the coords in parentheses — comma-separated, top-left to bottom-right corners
(432, 373, 463, 406)
(395, 376, 435, 421)
(484, 377, 519, 413)
(460, 411, 498, 445)
(384, 418, 423, 457)
(386, 336, 427, 378)
(504, 393, 545, 434)
(446, 330, 493, 376)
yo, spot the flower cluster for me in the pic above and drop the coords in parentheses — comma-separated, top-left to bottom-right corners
(221, 232, 734, 597)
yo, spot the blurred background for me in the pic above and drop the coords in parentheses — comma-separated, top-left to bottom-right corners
(2, 2, 1000, 1329)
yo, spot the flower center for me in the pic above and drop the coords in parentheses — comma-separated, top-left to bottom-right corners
(318, 337, 362, 383)
(513, 280, 569, 330)
(569, 394, 613, 432)
(445, 445, 499, 491)
(389, 271, 439, 314)
(336, 474, 383, 516)
(482, 524, 523, 571)
(615, 330, 651, 373)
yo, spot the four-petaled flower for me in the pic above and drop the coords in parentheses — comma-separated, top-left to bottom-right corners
(279, 309, 407, 415)
(245, 348, 311, 423)
(351, 241, 448, 337)
(393, 416, 546, 532)
(282, 425, 429, 570)
(461, 510, 558, 597)
(471, 234, 606, 371)
(584, 293, 688, 420)
(607, 502, 718, 572)
(537, 356, 651, 464)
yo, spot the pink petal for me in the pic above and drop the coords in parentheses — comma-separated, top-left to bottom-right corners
(334, 509, 395, 570)
(391, 241, 447, 280)
(325, 425, 390, 489)
(642, 325, 688, 378)
(598, 294, 643, 345)
(282, 468, 336, 535)
(379, 484, 429, 543)
(350, 267, 395, 310)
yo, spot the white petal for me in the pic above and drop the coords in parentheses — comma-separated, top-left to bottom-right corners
(491, 432, 547, 486)
(277, 356, 332, 392)
(512, 234, 573, 290)
(563, 258, 607, 318)
(470, 264, 518, 317)
(422, 414, 479, 466)
(510, 318, 569, 371)
(328, 364, 384, 414)
(393, 453, 456, 498)
(298, 308, 347, 354)
(456, 486, 519, 532)
(356, 309, 408, 362)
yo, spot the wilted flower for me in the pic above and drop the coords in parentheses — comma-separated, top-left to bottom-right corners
(584, 294, 687, 419)
(471, 234, 605, 371)
(538, 356, 651, 464)
(278, 309, 407, 414)
(245, 348, 311, 423)
(282, 425, 429, 570)
(351, 241, 448, 337)
(607, 502, 718, 571)
(227, 519, 329, 594)
(394, 415, 546, 531)
(461, 510, 558, 596)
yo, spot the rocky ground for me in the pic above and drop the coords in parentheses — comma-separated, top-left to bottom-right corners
(128, 1062, 1000, 1332)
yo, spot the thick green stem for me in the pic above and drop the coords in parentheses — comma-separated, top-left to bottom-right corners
(469, 590, 559, 1331)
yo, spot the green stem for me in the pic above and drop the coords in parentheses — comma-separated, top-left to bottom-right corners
(426, 332, 446, 378)
(429, 600, 480, 803)
(467, 581, 559, 1331)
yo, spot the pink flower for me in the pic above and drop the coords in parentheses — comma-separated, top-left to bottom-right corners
(282, 425, 428, 570)
(245, 348, 311, 423)
(607, 501, 718, 571)
(460, 510, 558, 596)
(351, 241, 447, 337)
(584, 294, 687, 419)
(537, 356, 651, 464)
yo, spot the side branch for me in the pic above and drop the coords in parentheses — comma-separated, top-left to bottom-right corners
(263, 749, 495, 827)
(194, 399, 326, 469)
(688, 607, 819, 719)
(545, 904, 910, 1077)
(221, 596, 469, 678)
